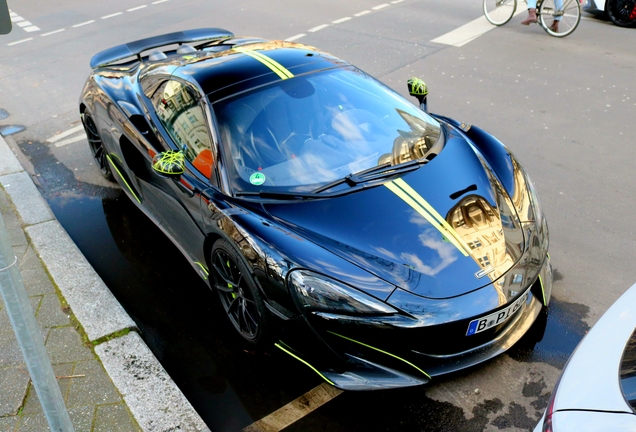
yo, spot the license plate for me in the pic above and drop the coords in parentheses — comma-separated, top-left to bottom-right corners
(466, 292, 528, 336)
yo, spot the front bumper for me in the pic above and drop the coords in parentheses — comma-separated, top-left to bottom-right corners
(275, 255, 553, 391)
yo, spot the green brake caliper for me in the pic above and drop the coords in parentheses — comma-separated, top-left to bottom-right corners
(226, 260, 237, 299)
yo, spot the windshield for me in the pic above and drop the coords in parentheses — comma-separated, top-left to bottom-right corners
(213, 67, 444, 193)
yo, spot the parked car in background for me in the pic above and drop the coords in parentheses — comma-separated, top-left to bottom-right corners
(585, 0, 636, 27)
(534, 283, 636, 431)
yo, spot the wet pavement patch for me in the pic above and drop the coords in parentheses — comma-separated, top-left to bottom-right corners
(0, 108, 8, 120)
(0, 125, 25, 136)
(508, 297, 590, 369)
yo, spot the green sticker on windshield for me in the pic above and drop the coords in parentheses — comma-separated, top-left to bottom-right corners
(250, 172, 266, 185)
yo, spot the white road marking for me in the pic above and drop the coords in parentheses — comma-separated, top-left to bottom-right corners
(285, 33, 306, 41)
(11, 16, 24, 22)
(373, 3, 390, 10)
(431, 7, 526, 47)
(41, 29, 65, 36)
(9, 11, 18, 17)
(241, 383, 343, 432)
(151, 0, 169, 3)
(46, 125, 85, 143)
(127, 5, 147, 12)
(54, 135, 86, 148)
(308, 24, 329, 32)
(354, 10, 371, 16)
(332, 17, 352, 24)
(73, 20, 95, 28)
(23, 26, 41, 32)
(16, 21, 32, 27)
(391, 0, 405, 3)
(102, 12, 123, 19)
(7, 38, 33, 46)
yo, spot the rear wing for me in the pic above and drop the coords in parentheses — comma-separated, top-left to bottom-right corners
(89, 28, 234, 69)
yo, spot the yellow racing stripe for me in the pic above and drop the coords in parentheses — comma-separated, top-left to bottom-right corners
(385, 179, 470, 256)
(233, 47, 294, 80)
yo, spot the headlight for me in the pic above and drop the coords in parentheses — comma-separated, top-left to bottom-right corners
(288, 270, 397, 315)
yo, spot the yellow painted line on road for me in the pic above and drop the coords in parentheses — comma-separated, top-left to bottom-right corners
(241, 383, 342, 432)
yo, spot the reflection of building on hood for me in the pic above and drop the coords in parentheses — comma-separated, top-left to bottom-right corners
(446, 196, 514, 303)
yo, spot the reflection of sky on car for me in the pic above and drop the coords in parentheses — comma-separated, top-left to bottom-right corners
(214, 68, 443, 190)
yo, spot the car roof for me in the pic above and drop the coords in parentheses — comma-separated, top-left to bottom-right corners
(170, 38, 349, 103)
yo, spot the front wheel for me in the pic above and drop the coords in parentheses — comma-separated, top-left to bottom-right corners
(539, 0, 581, 37)
(210, 239, 269, 344)
(607, 0, 636, 27)
(483, 0, 517, 25)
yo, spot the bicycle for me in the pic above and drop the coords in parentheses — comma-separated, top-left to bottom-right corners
(483, 0, 582, 37)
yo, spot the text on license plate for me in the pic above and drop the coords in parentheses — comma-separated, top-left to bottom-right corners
(466, 292, 528, 336)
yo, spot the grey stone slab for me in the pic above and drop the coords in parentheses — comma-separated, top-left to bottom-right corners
(0, 416, 17, 432)
(25, 221, 136, 342)
(22, 363, 74, 415)
(0, 188, 27, 248)
(18, 267, 56, 296)
(66, 360, 121, 408)
(0, 136, 23, 176)
(17, 405, 93, 432)
(94, 403, 141, 432)
(0, 172, 54, 226)
(35, 294, 70, 329)
(0, 366, 30, 416)
(45, 326, 94, 364)
(95, 332, 208, 432)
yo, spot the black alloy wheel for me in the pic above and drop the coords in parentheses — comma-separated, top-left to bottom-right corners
(607, 0, 636, 27)
(211, 239, 268, 344)
(83, 113, 114, 181)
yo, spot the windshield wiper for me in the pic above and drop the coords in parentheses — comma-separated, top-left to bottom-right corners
(312, 159, 428, 194)
(235, 191, 323, 200)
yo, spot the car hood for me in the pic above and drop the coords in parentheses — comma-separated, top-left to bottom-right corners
(263, 131, 525, 300)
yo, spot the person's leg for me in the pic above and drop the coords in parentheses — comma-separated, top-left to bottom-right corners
(522, 0, 538, 24)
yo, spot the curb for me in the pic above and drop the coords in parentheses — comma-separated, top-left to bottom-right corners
(0, 134, 209, 431)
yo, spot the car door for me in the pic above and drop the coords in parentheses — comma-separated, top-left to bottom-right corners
(139, 77, 216, 275)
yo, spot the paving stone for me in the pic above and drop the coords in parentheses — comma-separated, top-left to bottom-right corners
(45, 326, 94, 364)
(18, 267, 56, 296)
(35, 294, 70, 329)
(0, 416, 17, 432)
(17, 247, 43, 274)
(0, 309, 48, 369)
(94, 403, 142, 432)
(66, 360, 122, 408)
(0, 188, 27, 247)
(0, 366, 30, 416)
(16, 405, 93, 432)
(22, 363, 74, 415)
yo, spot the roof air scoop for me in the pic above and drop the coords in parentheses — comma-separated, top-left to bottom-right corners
(177, 44, 196, 54)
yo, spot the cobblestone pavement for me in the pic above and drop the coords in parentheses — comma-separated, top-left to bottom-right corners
(0, 185, 142, 432)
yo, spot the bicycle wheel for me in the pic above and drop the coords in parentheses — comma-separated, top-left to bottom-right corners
(539, 0, 581, 37)
(607, 0, 636, 27)
(483, 0, 517, 25)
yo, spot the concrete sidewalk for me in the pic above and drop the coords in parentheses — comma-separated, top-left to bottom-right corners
(0, 134, 209, 431)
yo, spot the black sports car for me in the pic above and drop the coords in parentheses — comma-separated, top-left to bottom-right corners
(80, 28, 552, 390)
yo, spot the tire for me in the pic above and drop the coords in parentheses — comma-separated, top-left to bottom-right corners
(82, 113, 115, 181)
(539, 0, 581, 37)
(483, 0, 517, 25)
(210, 239, 269, 344)
(607, 0, 636, 27)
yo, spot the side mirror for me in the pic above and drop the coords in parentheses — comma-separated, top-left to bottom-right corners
(152, 150, 184, 177)
(407, 77, 428, 113)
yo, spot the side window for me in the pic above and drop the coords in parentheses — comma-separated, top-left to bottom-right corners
(151, 80, 214, 178)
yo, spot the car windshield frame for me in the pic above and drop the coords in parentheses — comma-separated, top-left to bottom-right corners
(211, 66, 445, 196)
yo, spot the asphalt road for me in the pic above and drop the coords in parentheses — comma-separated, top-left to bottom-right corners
(1, 1, 635, 431)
